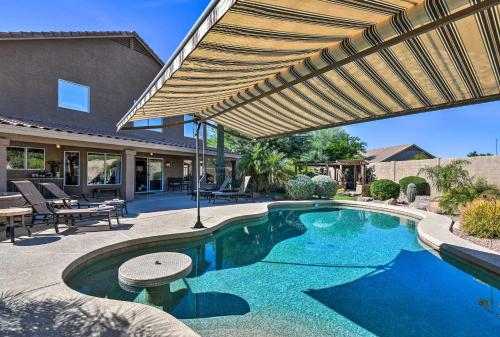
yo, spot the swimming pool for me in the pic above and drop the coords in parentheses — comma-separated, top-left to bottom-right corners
(66, 206, 500, 336)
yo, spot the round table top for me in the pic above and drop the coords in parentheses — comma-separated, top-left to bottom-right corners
(118, 252, 192, 288)
(0, 207, 32, 217)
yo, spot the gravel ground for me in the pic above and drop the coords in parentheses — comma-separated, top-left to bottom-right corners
(451, 224, 500, 253)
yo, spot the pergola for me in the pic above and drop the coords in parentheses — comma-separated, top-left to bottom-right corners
(296, 160, 369, 190)
(117, 0, 500, 227)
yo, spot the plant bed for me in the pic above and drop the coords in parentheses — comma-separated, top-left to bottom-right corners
(452, 224, 500, 253)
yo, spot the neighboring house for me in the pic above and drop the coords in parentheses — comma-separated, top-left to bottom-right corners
(363, 144, 434, 163)
(0, 31, 238, 200)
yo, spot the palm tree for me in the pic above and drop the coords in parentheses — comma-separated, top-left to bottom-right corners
(266, 150, 293, 191)
(238, 145, 292, 192)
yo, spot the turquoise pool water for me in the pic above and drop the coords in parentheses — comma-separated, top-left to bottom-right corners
(67, 206, 500, 336)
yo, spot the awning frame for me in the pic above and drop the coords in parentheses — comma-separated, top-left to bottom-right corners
(117, 0, 500, 140)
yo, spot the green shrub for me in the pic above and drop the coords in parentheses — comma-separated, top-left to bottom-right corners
(460, 199, 500, 238)
(298, 166, 316, 177)
(439, 178, 500, 215)
(370, 180, 400, 200)
(312, 175, 338, 199)
(399, 176, 428, 195)
(286, 174, 315, 200)
(418, 159, 471, 193)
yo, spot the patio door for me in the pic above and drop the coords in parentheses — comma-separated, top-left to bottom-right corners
(135, 157, 163, 192)
(148, 158, 163, 191)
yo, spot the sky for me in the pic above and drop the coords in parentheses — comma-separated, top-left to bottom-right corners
(1, 0, 498, 158)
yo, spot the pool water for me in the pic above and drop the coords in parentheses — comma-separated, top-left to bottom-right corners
(67, 206, 500, 336)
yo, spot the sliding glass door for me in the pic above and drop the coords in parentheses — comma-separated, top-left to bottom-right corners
(135, 157, 163, 193)
(148, 158, 163, 191)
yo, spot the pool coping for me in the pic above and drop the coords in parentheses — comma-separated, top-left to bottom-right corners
(2, 200, 499, 337)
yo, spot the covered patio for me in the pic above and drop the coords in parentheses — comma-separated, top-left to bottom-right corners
(117, 0, 499, 226)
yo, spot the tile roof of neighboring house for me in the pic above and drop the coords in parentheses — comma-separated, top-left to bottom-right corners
(0, 115, 232, 155)
(363, 144, 434, 163)
(0, 31, 163, 65)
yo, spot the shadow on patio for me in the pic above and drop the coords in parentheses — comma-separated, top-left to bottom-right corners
(0, 290, 184, 337)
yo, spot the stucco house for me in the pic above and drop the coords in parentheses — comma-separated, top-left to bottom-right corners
(363, 144, 435, 163)
(0, 31, 238, 200)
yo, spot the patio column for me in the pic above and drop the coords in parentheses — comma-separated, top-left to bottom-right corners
(0, 138, 9, 192)
(202, 124, 208, 178)
(231, 160, 237, 185)
(190, 155, 197, 181)
(124, 149, 136, 201)
(216, 125, 225, 188)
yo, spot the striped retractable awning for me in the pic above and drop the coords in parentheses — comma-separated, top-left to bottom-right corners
(117, 0, 500, 139)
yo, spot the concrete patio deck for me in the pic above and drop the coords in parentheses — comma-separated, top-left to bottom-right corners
(0, 193, 261, 337)
(0, 194, 498, 337)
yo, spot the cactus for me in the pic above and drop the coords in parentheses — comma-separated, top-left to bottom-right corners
(406, 183, 417, 203)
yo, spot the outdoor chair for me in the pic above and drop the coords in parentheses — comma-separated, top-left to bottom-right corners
(211, 176, 253, 203)
(190, 175, 219, 200)
(199, 175, 216, 190)
(39, 182, 128, 216)
(12, 180, 118, 232)
(206, 177, 232, 202)
(167, 177, 184, 191)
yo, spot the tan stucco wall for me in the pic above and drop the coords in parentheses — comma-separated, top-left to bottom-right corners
(4, 140, 221, 198)
(370, 156, 500, 195)
(0, 38, 197, 145)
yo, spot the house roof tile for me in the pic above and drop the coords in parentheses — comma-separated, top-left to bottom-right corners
(363, 144, 434, 163)
(0, 115, 235, 156)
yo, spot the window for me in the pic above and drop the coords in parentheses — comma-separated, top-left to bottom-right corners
(27, 148, 45, 170)
(87, 153, 121, 185)
(58, 79, 90, 112)
(6, 147, 24, 169)
(64, 151, 80, 186)
(184, 115, 194, 138)
(7, 147, 45, 170)
(133, 118, 163, 132)
(183, 160, 192, 180)
(183, 115, 203, 138)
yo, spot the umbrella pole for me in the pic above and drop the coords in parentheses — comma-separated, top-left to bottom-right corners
(193, 117, 205, 229)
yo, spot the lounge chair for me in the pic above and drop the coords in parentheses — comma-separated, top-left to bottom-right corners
(39, 182, 128, 216)
(206, 177, 233, 202)
(212, 176, 253, 203)
(12, 180, 118, 232)
(190, 175, 219, 200)
(199, 175, 216, 191)
(192, 177, 232, 200)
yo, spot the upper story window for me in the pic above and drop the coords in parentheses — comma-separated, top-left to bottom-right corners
(58, 79, 90, 112)
(133, 118, 163, 132)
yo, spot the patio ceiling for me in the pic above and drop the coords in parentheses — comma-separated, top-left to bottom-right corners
(117, 0, 500, 140)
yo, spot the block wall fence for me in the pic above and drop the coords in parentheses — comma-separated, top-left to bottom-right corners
(369, 156, 500, 196)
